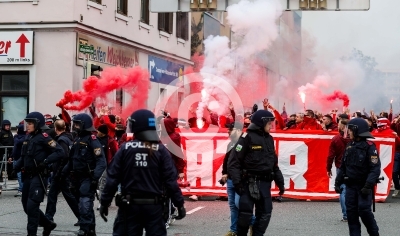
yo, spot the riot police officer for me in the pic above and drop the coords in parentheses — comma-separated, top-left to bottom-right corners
(335, 118, 380, 236)
(62, 113, 106, 236)
(99, 109, 186, 236)
(45, 119, 80, 226)
(13, 112, 64, 236)
(228, 110, 285, 236)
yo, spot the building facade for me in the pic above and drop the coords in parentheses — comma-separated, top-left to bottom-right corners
(0, 0, 191, 125)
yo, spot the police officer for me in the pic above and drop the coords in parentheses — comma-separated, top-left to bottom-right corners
(335, 118, 380, 236)
(99, 109, 186, 236)
(62, 113, 106, 236)
(0, 119, 14, 179)
(45, 119, 80, 226)
(228, 110, 285, 236)
(13, 112, 64, 236)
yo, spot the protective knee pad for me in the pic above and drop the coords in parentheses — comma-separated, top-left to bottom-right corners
(237, 212, 253, 228)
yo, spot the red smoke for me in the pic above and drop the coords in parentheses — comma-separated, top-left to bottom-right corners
(325, 90, 350, 107)
(56, 66, 150, 119)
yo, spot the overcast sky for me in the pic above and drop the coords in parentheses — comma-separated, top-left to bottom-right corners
(301, 0, 400, 71)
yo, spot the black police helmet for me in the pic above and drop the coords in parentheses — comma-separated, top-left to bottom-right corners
(250, 110, 275, 129)
(128, 109, 159, 142)
(1, 119, 11, 129)
(24, 112, 49, 130)
(348, 118, 374, 139)
(72, 113, 96, 133)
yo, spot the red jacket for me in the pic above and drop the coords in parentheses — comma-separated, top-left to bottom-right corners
(297, 116, 321, 130)
(326, 132, 351, 171)
(161, 118, 186, 174)
(106, 136, 119, 165)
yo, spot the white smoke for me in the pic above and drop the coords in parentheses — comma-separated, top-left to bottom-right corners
(197, 0, 283, 119)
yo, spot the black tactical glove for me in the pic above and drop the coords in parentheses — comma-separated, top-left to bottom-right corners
(175, 206, 186, 220)
(278, 184, 285, 195)
(334, 182, 342, 194)
(361, 182, 373, 197)
(90, 180, 98, 191)
(99, 205, 108, 222)
(234, 183, 244, 196)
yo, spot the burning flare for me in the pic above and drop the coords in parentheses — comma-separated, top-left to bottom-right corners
(299, 91, 306, 104)
(196, 118, 204, 129)
(391, 99, 393, 104)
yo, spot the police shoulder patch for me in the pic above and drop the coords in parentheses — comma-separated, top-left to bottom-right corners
(236, 144, 243, 152)
(42, 133, 48, 138)
(48, 140, 56, 147)
(94, 147, 101, 156)
(371, 155, 378, 164)
(91, 135, 97, 140)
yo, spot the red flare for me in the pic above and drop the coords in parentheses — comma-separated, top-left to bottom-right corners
(56, 66, 149, 118)
(325, 90, 350, 107)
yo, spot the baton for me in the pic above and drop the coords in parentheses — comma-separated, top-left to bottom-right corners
(373, 176, 384, 212)
(33, 159, 48, 196)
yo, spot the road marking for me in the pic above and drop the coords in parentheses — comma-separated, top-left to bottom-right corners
(186, 206, 205, 214)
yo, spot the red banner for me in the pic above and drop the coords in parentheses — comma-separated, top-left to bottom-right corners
(178, 129, 395, 202)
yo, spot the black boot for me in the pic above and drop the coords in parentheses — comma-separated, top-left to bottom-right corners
(42, 221, 57, 236)
(77, 229, 87, 236)
(87, 229, 96, 236)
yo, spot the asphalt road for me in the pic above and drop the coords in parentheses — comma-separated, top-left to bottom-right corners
(1, 180, 400, 236)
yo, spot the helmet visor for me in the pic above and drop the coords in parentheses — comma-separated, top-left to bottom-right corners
(24, 118, 38, 131)
(125, 117, 134, 134)
(344, 124, 358, 139)
(71, 120, 83, 133)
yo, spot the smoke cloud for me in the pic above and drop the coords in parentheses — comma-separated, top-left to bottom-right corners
(197, 0, 283, 118)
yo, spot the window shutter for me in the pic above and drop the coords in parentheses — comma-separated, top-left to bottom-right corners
(167, 13, 173, 34)
(182, 13, 188, 40)
(176, 13, 182, 38)
(158, 13, 165, 30)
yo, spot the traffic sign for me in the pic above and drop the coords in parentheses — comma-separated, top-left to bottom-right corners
(149, 0, 370, 12)
(0, 31, 33, 65)
(79, 44, 95, 55)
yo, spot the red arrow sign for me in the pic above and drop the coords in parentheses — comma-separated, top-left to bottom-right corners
(16, 33, 30, 58)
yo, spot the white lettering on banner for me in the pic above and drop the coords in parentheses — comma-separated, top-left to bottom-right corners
(377, 144, 392, 194)
(278, 141, 308, 189)
(215, 140, 230, 186)
(328, 169, 337, 192)
(185, 140, 214, 187)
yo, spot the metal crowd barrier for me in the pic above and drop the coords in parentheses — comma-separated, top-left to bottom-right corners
(0, 146, 17, 193)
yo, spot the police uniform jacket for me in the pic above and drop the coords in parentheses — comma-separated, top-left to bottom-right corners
(0, 129, 14, 146)
(14, 131, 64, 171)
(52, 132, 73, 173)
(100, 138, 184, 207)
(63, 132, 106, 181)
(337, 140, 381, 186)
(228, 124, 284, 187)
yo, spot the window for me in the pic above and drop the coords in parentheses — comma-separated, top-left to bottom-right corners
(140, 0, 150, 24)
(0, 71, 29, 126)
(117, 0, 128, 15)
(158, 13, 173, 34)
(176, 12, 189, 40)
(90, 0, 102, 3)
